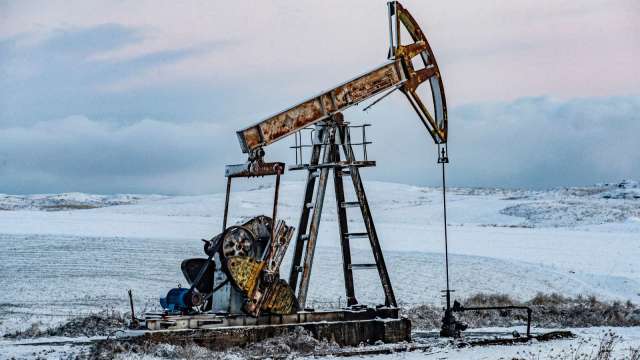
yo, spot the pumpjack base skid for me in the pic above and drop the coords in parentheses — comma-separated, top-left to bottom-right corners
(123, 307, 410, 351)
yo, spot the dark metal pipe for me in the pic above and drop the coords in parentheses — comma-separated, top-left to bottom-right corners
(459, 305, 532, 312)
(527, 308, 532, 337)
(271, 168, 282, 248)
(454, 304, 534, 338)
(128, 289, 136, 321)
(222, 177, 232, 231)
(127, 289, 139, 328)
(438, 146, 451, 311)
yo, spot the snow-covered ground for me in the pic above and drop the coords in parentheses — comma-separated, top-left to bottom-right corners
(0, 180, 638, 358)
(360, 327, 640, 360)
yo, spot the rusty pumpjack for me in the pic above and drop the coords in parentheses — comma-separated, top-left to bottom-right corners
(158, 0, 464, 341)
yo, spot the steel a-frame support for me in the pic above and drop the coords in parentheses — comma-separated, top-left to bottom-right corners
(288, 113, 397, 309)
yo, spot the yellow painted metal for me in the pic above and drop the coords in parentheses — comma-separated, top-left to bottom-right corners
(226, 256, 297, 316)
(226, 256, 264, 295)
(262, 279, 297, 315)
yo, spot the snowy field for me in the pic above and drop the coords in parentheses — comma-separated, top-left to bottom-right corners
(0, 180, 638, 358)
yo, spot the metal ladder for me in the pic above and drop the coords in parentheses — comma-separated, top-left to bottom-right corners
(288, 115, 397, 309)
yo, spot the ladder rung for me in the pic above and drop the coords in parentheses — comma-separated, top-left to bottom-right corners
(300, 234, 310, 241)
(345, 232, 368, 238)
(305, 202, 314, 208)
(341, 201, 360, 208)
(349, 264, 377, 270)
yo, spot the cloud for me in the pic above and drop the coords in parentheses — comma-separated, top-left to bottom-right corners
(1, 96, 638, 194)
(363, 95, 640, 189)
(0, 24, 229, 126)
(0, 116, 238, 194)
(1, 0, 637, 100)
(1, 1, 637, 195)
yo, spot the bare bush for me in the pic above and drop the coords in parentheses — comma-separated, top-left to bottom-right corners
(511, 331, 632, 360)
(593, 331, 618, 360)
(404, 293, 640, 330)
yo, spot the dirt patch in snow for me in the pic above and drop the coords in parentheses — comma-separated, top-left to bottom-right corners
(87, 327, 339, 359)
(404, 293, 640, 330)
(3, 309, 125, 339)
(235, 326, 339, 357)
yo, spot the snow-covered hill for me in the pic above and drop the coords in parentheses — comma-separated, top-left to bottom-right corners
(1, 179, 638, 304)
(1, 180, 638, 228)
(0, 180, 639, 358)
(0, 192, 165, 211)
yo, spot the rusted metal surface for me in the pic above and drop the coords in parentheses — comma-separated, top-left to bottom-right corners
(256, 221, 296, 315)
(266, 221, 294, 275)
(288, 125, 326, 293)
(236, 62, 404, 153)
(390, 1, 447, 144)
(225, 161, 285, 178)
(226, 256, 263, 297)
(222, 160, 282, 240)
(226, 256, 297, 316)
(337, 124, 397, 307)
(225, 219, 297, 316)
(296, 125, 336, 307)
(260, 279, 297, 315)
(287, 115, 397, 309)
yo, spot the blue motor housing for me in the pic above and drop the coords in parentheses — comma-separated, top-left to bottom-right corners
(160, 288, 193, 313)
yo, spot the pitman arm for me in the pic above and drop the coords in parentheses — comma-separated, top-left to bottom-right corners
(235, 1, 447, 157)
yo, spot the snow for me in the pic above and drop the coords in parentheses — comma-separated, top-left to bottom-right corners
(3, 327, 638, 360)
(0, 192, 162, 211)
(339, 327, 640, 360)
(0, 180, 639, 358)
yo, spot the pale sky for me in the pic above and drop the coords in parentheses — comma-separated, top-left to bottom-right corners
(1, 0, 639, 193)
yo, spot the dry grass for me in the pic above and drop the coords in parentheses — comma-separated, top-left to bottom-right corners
(404, 292, 640, 330)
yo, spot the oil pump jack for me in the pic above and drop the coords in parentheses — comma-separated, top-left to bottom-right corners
(157, 0, 463, 341)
